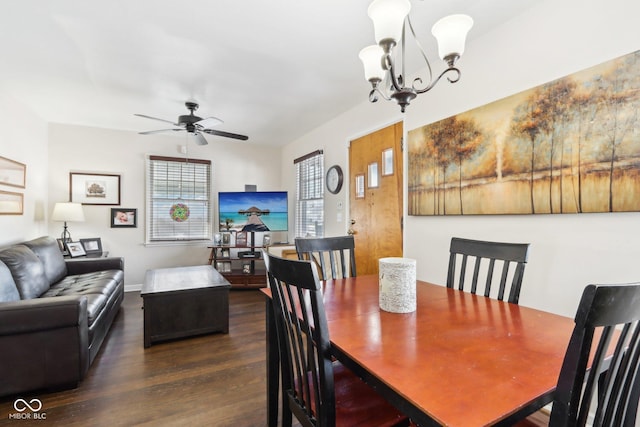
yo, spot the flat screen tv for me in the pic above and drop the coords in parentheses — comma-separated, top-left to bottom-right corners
(218, 191, 288, 232)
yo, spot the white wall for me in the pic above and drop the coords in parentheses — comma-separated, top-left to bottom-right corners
(281, 0, 640, 317)
(48, 123, 282, 287)
(0, 91, 49, 244)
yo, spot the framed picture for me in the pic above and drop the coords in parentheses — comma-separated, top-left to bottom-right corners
(0, 156, 26, 188)
(235, 231, 248, 247)
(221, 232, 231, 245)
(70, 172, 120, 205)
(382, 148, 394, 176)
(263, 234, 271, 247)
(65, 241, 86, 258)
(111, 208, 137, 227)
(80, 238, 103, 255)
(0, 190, 23, 215)
(242, 262, 252, 274)
(57, 238, 69, 256)
(221, 248, 230, 258)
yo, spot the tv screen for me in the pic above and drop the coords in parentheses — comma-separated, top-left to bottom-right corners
(218, 191, 288, 232)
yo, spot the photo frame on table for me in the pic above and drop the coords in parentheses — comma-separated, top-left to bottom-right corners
(0, 156, 26, 188)
(111, 208, 137, 227)
(0, 190, 23, 215)
(221, 232, 231, 245)
(235, 231, 248, 247)
(57, 238, 69, 256)
(65, 241, 86, 258)
(70, 172, 120, 205)
(79, 238, 103, 255)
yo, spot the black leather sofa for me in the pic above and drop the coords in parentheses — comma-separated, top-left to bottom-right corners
(0, 236, 124, 397)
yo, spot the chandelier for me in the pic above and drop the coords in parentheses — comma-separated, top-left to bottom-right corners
(359, 0, 473, 112)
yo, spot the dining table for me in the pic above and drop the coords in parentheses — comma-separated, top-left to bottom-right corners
(261, 275, 576, 427)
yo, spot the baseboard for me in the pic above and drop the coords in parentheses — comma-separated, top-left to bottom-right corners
(125, 284, 142, 292)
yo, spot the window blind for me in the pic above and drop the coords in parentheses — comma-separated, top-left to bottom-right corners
(295, 150, 324, 237)
(146, 155, 212, 242)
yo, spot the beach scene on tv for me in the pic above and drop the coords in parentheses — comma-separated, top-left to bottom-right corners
(218, 191, 288, 232)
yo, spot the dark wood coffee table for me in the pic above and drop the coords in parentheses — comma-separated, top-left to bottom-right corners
(141, 265, 231, 348)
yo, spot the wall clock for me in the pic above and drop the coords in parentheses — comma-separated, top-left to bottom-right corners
(326, 165, 344, 194)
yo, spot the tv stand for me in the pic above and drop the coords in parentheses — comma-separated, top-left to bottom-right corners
(208, 232, 267, 289)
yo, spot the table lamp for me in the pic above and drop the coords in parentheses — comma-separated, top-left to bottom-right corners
(52, 202, 85, 243)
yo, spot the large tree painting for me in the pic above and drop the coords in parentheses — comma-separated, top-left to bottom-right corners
(408, 50, 640, 215)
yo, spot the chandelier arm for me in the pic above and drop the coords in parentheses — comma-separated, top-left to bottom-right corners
(384, 54, 406, 93)
(414, 67, 461, 94)
(369, 86, 392, 103)
(406, 16, 434, 86)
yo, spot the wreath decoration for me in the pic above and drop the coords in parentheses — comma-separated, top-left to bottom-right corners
(170, 203, 190, 222)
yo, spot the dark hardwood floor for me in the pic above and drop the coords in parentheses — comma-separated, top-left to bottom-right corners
(0, 290, 273, 426)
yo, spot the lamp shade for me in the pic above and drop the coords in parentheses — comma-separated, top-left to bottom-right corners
(359, 45, 386, 82)
(431, 14, 474, 61)
(368, 0, 411, 46)
(52, 202, 85, 222)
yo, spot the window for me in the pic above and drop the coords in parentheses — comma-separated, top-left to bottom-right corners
(295, 150, 324, 237)
(146, 155, 212, 242)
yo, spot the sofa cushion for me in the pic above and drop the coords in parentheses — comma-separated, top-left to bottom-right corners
(0, 245, 49, 299)
(42, 270, 123, 325)
(0, 261, 20, 302)
(23, 236, 68, 285)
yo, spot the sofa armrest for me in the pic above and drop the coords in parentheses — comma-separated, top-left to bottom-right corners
(0, 295, 88, 335)
(0, 295, 90, 396)
(65, 257, 124, 276)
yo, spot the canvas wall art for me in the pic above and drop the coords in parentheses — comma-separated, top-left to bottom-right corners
(408, 50, 640, 215)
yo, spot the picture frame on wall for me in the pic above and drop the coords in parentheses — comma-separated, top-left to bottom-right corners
(111, 208, 137, 227)
(70, 172, 121, 205)
(65, 241, 86, 258)
(0, 190, 24, 215)
(0, 156, 26, 188)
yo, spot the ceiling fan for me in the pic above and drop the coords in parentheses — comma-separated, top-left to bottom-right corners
(135, 100, 248, 145)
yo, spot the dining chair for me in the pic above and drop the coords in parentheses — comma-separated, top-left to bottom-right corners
(446, 237, 530, 304)
(294, 236, 356, 280)
(264, 253, 409, 427)
(517, 282, 640, 427)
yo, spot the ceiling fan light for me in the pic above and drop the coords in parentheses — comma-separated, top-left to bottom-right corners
(431, 14, 473, 62)
(359, 45, 386, 83)
(367, 0, 411, 48)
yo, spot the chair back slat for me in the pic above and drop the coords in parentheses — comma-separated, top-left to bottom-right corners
(550, 283, 640, 427)
(264, 253, 336, 427)
(295, 236, 357, 280)
(446, 237, 530, 304)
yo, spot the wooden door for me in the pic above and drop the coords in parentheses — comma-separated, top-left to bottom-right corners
(349, 122, 403, 275)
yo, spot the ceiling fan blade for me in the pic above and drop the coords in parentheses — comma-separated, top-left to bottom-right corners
(134, 113, 180, 126)
(194, 132, 209, 146)
(202, 129, 249, 141)
(139, 128, 185, 135)
(195, 116, 223, 129)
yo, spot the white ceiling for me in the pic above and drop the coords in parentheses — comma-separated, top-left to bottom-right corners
(1, 0, 537, 146)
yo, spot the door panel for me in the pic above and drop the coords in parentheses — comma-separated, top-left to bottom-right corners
(349, 122, 403, 275)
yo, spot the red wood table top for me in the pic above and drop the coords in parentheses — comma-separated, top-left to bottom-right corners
(262, 275, 575, 426)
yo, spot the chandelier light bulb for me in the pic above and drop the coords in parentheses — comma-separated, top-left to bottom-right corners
(431, 14, 474, 65)
(368, 0, 411, 50)
(359, 45, 386, 83)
